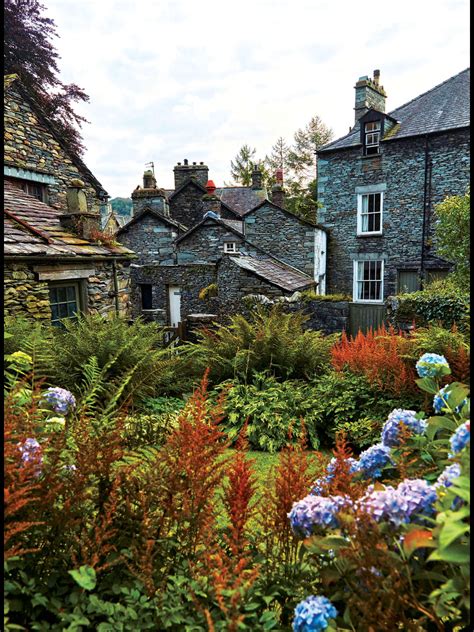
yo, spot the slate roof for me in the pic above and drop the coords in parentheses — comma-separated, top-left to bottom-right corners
(175, 215, 244, 244)
(4, 181, 134, 258)
(164, 185, 268, 216)
(319, 68, 470, 153)
(229, 255, 315, 291)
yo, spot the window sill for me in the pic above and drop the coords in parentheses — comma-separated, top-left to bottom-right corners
(356, 232, 383, 238)
(353, 300, 385, 305)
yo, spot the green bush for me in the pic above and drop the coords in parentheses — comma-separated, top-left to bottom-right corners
(300, 290, 352, 302)
(3, 316, 55, 383)
(387, 279, 469, 331)
(121, 411, 181, 449)
(215, 372, 321, 452)
(187, 305, 337, 384)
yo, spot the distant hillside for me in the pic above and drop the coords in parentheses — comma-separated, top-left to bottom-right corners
(110, 197, 133, 216)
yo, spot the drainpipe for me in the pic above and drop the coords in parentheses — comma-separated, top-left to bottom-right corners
(112, 259, 120, 315)
(419, 135, 432, 290)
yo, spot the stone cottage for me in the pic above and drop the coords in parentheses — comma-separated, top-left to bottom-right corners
(4, 75, 135, 323)
(317, 68, 470, 307)
(118, 163, 327, 326)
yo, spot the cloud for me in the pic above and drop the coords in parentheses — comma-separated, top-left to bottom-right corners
(45, 0, 469, 196)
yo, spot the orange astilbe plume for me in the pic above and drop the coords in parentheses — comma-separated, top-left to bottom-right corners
(445, 342, 470, 384)
(323, 432, 366, 501)
(331, 324, 418, 397)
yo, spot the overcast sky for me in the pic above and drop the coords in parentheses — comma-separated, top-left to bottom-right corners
(45, 0, 469, 198)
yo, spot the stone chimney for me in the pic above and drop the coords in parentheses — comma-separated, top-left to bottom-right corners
(131, 169, 170, 217)
(173, 159, 209, 190)
(251, 163, 263, 190)
(59, 178, 101, 239)
(202, 180, 221, 218)
(354, 69, 387, 123)
(271, 168, 285, 208)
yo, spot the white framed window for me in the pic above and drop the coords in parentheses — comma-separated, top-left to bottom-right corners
(353, 260, 384, 303)
(357, 192, 383, 235)
(224, 242, 238, 253)
(364, 121, 381, 155)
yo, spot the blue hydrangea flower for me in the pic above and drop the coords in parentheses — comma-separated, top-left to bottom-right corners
(357, 443, 392, 479)
(434, 462, 462, 488)
(17, 438, 42, 476)
(289, 494, 350, 537)
(449, 422, 470, 456)
(397, 478, 438, 518)
(381, 409, 427, 447)
(293, 595, 338, 632)
(311, 458, 359, 494)
(42, 387, 76, 415)
(433, 386, 467, 415)
(416, 353, 450, 378)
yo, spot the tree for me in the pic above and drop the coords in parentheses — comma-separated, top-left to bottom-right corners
(229, 144, 257, 186)
(4, 0, 89, 156)
(434, 189, 470, 290)
(287, 115, 333, 183)
(285, 179, 319, 224)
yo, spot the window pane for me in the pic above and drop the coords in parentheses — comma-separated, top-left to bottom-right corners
(56, 287, 67, 302)
(49, 287, 58, 303)
(51, 304, 59, 322)
(67, 286, 76, 301)
(58, 303, 69, 318)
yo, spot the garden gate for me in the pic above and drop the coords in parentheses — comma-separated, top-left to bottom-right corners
(348, 303, 387, 337)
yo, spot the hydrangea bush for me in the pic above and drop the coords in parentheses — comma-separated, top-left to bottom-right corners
(289, 354, 470, 630)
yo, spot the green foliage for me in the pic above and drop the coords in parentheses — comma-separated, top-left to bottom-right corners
(300, 291, 352, 303)
(388, 279, 469, 331)
(3, 316, 55, 384)
(215, 373, 321, 452)
(187, 306, 337, 384)
(434, 188, 470, 290)
(122, 408, 184, 450)
(198, 282, 218, 300)
(109, 197, 133, 216)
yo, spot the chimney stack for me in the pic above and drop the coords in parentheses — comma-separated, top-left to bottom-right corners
(202, 180, 221, 217)
(143, 169, 156, 189)
(354, 69, 387, 123)
(59, 178, 101, 239)
(131, 169, 169, 217)
(271, 168, 285, 208)
(251, 163, 263, 190)
(173, 159, 209, 189)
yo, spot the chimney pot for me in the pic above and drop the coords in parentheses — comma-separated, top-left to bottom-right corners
(206, 179, 217, 195)
(177, 162, 181, 166)
(193, 161, 196, 165)
(184, 158, 188, 165)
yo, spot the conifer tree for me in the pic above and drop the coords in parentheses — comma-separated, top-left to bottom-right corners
(229, 144, 257, 186)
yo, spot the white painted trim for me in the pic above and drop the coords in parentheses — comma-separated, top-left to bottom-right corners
(356, 191, 384, 236)
(353, 259, 384, 303)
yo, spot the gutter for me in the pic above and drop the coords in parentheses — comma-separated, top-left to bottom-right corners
(420, 135, 433, 289)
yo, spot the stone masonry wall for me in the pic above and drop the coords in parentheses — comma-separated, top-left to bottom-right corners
(4, 260, 131, 321)
(169, 183, 207, 229)
(243, 202, 315, 277)
(4, 84, 104, 213)
(118, 215, 177, 265)
(177, 223, 244, 264)
(317, 128, 470, 298)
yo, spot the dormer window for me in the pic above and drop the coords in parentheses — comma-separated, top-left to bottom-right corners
(224, 242, 238, 254)
(364, 121, 381, 155)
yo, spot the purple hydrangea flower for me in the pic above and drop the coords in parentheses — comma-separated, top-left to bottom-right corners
(434, 462, 462, 489)
(289, 494, 350, 537)
(416, 353, 450, 378)
(357, 442, 392, 479)
(292, 595, 338, 632)
(311, 458, 359, 494)
(17, 438, 42, 476)
(43, 387, 76, 415)
(381, 409, 427, 447)
(361, 479, 437, 526)
(449, 422, 470, 456)
(397, 478, 438, 518)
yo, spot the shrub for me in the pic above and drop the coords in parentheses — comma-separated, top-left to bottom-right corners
(331, 324, 419, 398)
(187, 305, 337, 384)
(386, 278, 469, 331)
(409, 324, 470, 384)
(121, 412, 181, 449)
(300, 290, 352, 302)
(4, 316, 55, 384)
(215, 373, 321, 452)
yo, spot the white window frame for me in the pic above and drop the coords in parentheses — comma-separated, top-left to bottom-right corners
(353, 259, 384, 303)
(357, 191, 383, 236)
(224, 242, 238, 253)
(364, 120, 381, 155)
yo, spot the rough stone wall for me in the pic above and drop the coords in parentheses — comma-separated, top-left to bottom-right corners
(4, 264, 52, 320)
(169, 182, 207, 228)
(289, 300, 349, 335)
(177, 224, 244, 264)
(243, 203, 315, 276)
(118, 215, 177, 264)
(4, 84, 104, 213)
(4, 260, 131, 321)
(130, 263, 217, 323)
(317, 128, 470, 298)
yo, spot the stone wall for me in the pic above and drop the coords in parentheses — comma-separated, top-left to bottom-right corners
(243, 202, 316, 277)
(317, 128, 470, 298)
(169, 182, 207, 229)
(4, 260, 131, 322)
(4, 83, 105, 213)
(177, 223, 244, 264)
(118, 214, 177, 264)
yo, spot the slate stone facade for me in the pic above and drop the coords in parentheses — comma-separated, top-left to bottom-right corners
(317, 69, 470, 300)
(176, 223, 244, 264)
(118, 213, 179, 265)
(4, 79, 107, 213)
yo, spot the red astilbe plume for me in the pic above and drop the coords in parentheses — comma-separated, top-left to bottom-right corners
(331, 325, 418, 397)
(323, 432, 366, 500)
(197, 427, 260, 631)
(445, 342, 470, 384)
